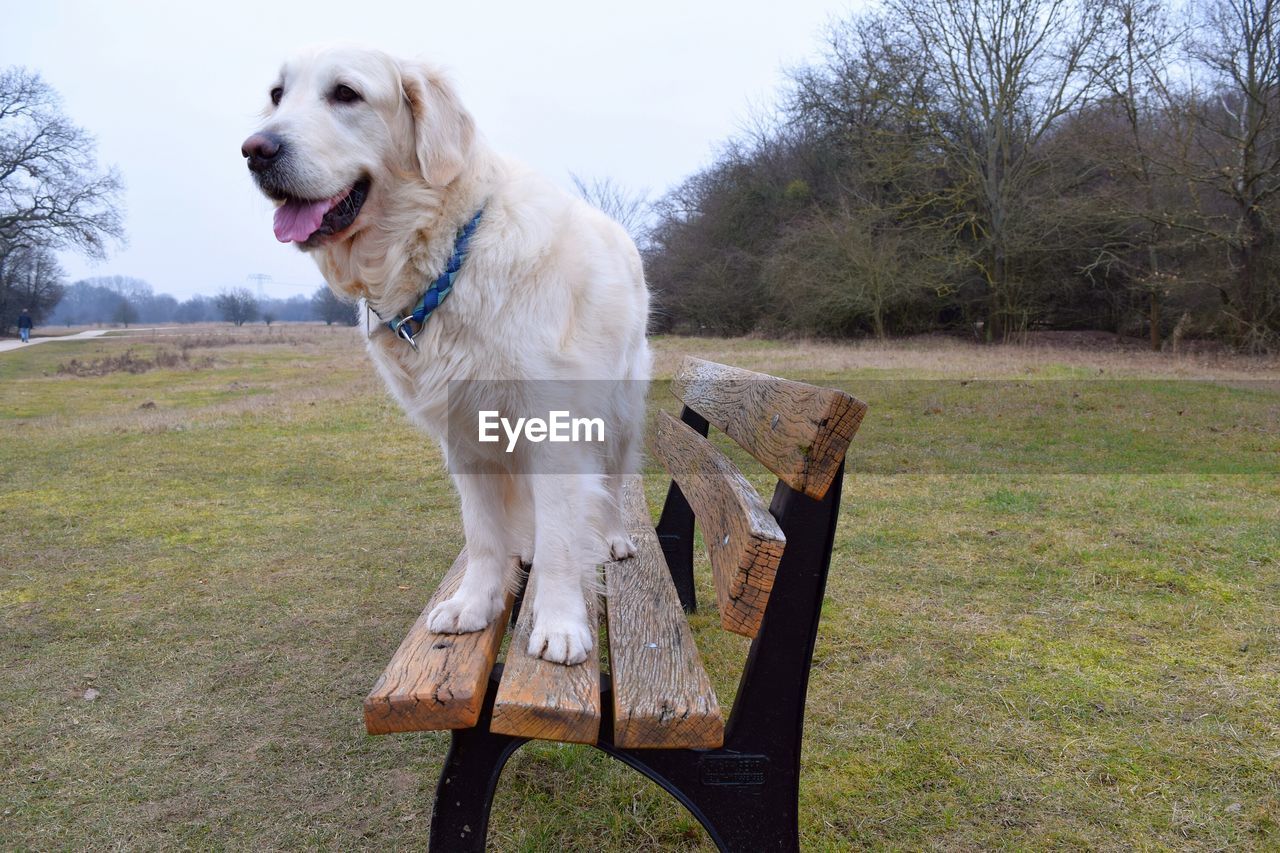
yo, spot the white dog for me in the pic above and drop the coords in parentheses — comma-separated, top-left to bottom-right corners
(242, 46, 650, 664)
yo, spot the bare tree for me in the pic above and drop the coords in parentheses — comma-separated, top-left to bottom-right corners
(764, 203, 949, 338)
(570, 174, 650, 245)
(0, 68, 124, 334)
(175, 295, 214, 324)
(884, 0, 1110, 340)
(98, 275, 151, 303)
(215, 287, 259, 326)
(54, 275, 152, 327)
(0, 244, 63, 334)
(104, 275, 149, 327)
(1184, 0, 1280, 348)
(310, 285, 356, 326)
(0, 67, 124, 260)
(1090, 0, 1189, 348)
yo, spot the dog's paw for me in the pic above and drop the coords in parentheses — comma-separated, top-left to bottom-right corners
(427, 591, 503, 634)
(527, 614, 594, 665)
(605, 532, 637, 561)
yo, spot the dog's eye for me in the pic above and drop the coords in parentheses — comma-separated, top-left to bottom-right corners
(332, 84, 362, 104)
(270, 87, 283, 106)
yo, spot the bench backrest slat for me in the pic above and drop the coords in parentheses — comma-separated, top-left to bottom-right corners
(650, 409, 786, 638)
(671, 357, 866, 500)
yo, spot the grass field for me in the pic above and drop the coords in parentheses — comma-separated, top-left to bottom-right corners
(2, 327, 1277, 850)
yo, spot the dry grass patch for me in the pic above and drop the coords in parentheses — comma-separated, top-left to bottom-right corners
(651, 333, 1280, 380)
(57, 346, 217, 376)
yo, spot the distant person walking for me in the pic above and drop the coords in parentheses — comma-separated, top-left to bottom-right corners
(18, 309, 33, 343)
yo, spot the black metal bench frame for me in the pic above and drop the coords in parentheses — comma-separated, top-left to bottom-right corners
(428, 406, 845, 852)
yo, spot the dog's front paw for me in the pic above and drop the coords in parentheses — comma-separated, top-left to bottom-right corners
(527, 614, 594, 665)
(427, 590, 503, 634)
(605, 532, 637, 561)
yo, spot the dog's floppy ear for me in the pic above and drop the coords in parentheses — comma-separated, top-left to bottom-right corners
(399, 62, 475, 187)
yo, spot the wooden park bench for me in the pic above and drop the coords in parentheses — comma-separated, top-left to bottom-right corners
(363, 357, 867, 851)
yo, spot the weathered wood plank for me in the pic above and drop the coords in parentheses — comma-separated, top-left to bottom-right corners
(650, 410, 786, 638)
(606, 478, 724, 749)
(671, 356, 867, 500)
(489, 574, 601, 744)
(364, 549, 514, 735)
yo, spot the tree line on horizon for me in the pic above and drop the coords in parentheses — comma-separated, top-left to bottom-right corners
(46, 277, 358, 328)
(641, 0, 1280, 351)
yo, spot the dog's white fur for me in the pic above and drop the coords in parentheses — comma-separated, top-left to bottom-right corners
(249, 46, 650, 664)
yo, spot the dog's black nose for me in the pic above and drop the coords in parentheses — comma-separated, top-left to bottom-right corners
(241, 133, 284, 173)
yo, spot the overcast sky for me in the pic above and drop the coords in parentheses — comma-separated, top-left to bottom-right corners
(2, 0, 864, 301)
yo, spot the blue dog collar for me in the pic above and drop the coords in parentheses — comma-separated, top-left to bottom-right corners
(387, 206, 485, 350)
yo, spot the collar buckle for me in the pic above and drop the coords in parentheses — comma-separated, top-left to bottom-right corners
(394, 319, 420, 352)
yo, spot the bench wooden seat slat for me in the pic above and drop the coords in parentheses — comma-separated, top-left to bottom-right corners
(651, 410, 786, 638)
(489, 574, 601, 745)
(605, 478, 724, 749)
(363, 549, 514, 735)
(671, 356, 867, 500)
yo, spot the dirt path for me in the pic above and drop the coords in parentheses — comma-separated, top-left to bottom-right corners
(0, 329, 109, 353)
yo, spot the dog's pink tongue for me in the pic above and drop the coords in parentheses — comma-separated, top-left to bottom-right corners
(273, 198, 332, 243)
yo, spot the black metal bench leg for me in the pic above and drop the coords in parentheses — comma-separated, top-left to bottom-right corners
(598, 744, 800, 852)
(429, 667, 527, 853)
(691, 781, 798, 853)
(655, 405, 709, 613)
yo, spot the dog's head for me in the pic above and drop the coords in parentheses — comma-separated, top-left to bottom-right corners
(242, 45, 475, 252)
